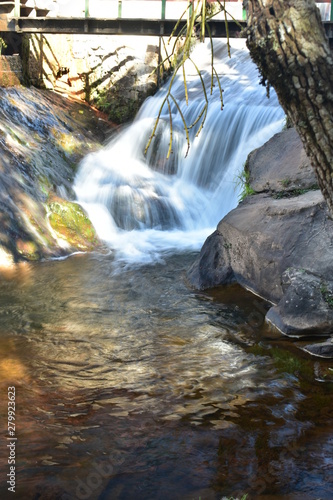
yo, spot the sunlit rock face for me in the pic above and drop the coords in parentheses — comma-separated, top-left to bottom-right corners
(0, 87, 110, 263)
(26, 34, 165, 123)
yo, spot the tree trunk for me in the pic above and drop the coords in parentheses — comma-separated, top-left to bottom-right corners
(244, 0, 333, 214)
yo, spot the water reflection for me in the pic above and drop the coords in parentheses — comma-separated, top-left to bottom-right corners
(0, 253, 332, 499)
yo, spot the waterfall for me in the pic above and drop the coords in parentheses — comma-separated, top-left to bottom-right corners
(74, 39, 284, 264)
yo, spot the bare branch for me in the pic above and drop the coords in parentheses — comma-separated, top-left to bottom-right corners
(170, 94, 191, 157)
(166, 98, 173, 159)
(145, 0, 233, 158)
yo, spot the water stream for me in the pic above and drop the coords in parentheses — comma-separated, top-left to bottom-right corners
(74, 39, 284, 264)
(0, 40, 332, 500)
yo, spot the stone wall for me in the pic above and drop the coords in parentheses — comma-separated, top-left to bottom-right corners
(25, 34, 173, 122)
(0, 55, 22, 86)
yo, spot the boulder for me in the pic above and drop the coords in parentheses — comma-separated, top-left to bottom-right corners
(187, 128, 333, 340)
(188, 190, 333, 304)
(266, 268, 333, 336)
(247, 127, 317, 193)
(186, 230, 234, 290)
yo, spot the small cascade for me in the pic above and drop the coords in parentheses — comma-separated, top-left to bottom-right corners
(74, 39, 285, 263)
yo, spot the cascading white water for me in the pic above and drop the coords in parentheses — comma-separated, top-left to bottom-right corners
(74, 39, 285, 264)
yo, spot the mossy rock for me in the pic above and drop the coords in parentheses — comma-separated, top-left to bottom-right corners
(47, 198, 99, 251)
(16, 239, 40, 260)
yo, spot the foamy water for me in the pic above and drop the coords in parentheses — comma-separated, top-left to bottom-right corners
(74, 39, 284, 264)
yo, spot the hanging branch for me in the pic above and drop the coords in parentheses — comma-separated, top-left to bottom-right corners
(183, 64, 189, 106)
(215, 0, 243, 27)
(188, 57, 208, 136)
(170, 94, 191, 157)
(152, 23, 188, 80)
(205, 21, 214, 95)
(224, 0, 231, 57)
(214, 67, 224, 110)
(144, 94, 169, 155)
(201, 0, 206, 42)
(168, 3, 192, 44)
(166, 98, 173, 158)
(161, 37, 172, 72)
(145, 0, 234, 158)
(144, 60, 184, 156)
(188, 103, 208, 130)
(205, 20, 224, 108)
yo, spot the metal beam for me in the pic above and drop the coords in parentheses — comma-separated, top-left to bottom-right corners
(15, 17, 246, 37)
(13, 18, 333, 42)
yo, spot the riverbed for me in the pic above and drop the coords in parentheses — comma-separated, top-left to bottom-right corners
(0, 251, 332, 499)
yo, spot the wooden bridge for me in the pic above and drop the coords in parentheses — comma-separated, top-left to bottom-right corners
(0, 0, 332, 41)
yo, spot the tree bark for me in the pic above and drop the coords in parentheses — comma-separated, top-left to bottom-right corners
(244, 0, 333, 214)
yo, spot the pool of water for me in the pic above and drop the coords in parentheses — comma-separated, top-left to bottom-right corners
(0, 252, 332, 499)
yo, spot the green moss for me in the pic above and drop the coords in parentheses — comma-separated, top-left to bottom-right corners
(38, 175, 52, 197)
(0, 37, 7, 56)
(51, 128, 81, 156)
(273, 184, 319, 199)
(280, 178, 291, 188)
(248, 344, 313, 379)
(47, 199, 99, 250)
(94, 90, 140, 124)
(320, 282, 333, 308)
(21, 35, 31, 86)
(16, 240, 40, 260)
(248, 344, 268, 357)
(270, 347, 303, 374)
(235, 167, 255, 202)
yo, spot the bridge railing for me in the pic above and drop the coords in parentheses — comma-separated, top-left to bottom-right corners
(2, 0, 332, 22)
(5, 1, 245, 21)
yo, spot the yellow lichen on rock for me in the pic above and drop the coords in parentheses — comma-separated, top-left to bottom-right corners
(47, 197, 99, 251)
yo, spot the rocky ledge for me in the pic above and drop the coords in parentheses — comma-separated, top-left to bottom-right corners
(187, 127, 333, 357)
(0, 87, 113, 266)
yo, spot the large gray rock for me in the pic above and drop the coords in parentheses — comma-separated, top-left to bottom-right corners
(188, 190, 333, 304)
(187, 128, 333, 339)
(247, 127, 318, 193)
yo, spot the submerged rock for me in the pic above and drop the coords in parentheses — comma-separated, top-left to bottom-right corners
(188, 128, 333, 341)
(303, 338, 333, 358)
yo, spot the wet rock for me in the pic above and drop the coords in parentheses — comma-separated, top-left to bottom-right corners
(303, 338, 333, 358)
(266, 269, 333, 336)
(187, 230, 234, 290)
(47, 197, 99, 251)
(0, 87, 112, 263)
(247, 127, 318, 194)
(188, 128, 333, 340)
(188, 190, 332, 306)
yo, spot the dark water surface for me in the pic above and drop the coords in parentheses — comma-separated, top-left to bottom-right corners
(0, 252, 332, 499)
